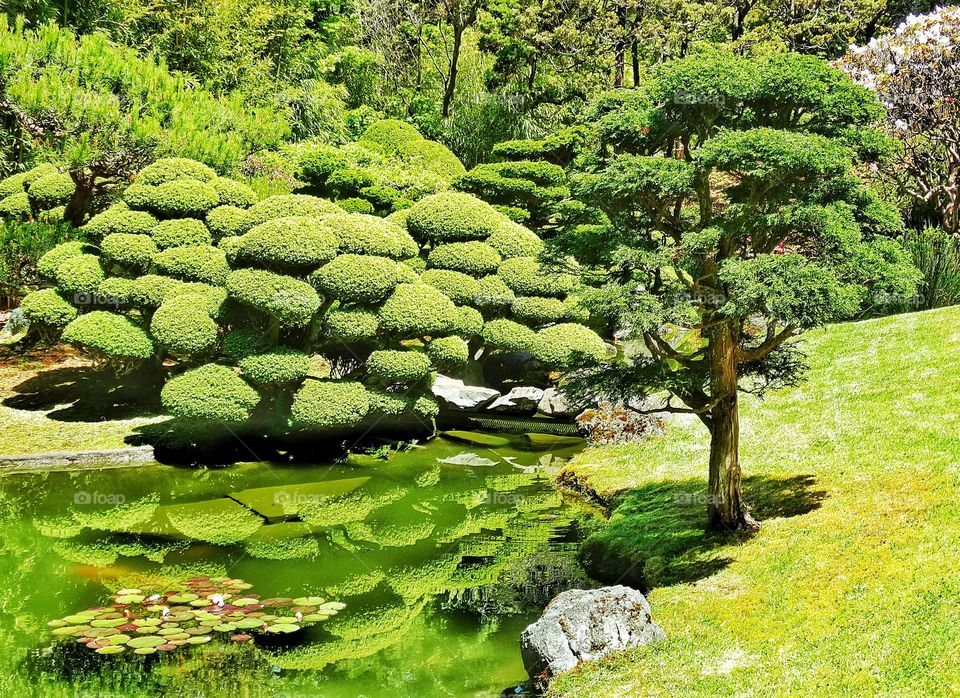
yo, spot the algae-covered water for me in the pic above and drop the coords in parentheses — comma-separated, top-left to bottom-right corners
(0, 432, 596, 697)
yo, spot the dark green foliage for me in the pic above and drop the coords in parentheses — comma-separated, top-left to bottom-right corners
(534, 323, 608, 369)
(0, 220, 82, 302)
(126, 179, 220, 218)
(336, 197, 375, 214)
(366, 350, 432, 385)
(206, 205, 251, 239)
(454, 160, 569, 228)
(150, 219, 213, 249)
(498, 257, 578, 298)
(333, 214, 419, 259)
(324, 308, 380, 342)
(52, 254, 105, 297)
(420, 269, 481, 305)
(226, 268, 321, 327)
(19, 288, 77, 328)
(150, 295, 220, 357)
(899, 227, 960, 310)
(100, 233, 157, 269)
(481, 318, 540, 353)
(236, 217, 339, 271)
(62, 311, 155, 359)
(82, 207, 158, 238)
(291, 380, 371, 429)
(245, 194, 344, 227)
(360, 185, 411, 214)
(312, 254, 408, 305)
(27, 173, 76, 210)
(378, 283, 460, 338)
(153, 245, 230, 285)
(512, 296, 568, 326)
(427, 335, 469, 370)
(405, 193, 505, 242)
(161, 364, 260, 423)
(240, 348, 311, 386)
(427, 241, 501, 276)
(222, 328, 271, 361)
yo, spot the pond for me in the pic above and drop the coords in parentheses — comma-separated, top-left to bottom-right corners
(0, 432, 598, 697)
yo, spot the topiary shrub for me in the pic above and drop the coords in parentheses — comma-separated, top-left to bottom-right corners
(37, 241, 89, 279)
(82, 207, 158, 238)
(336, 197, 375, 214)
(160, 363, 260, 423)
(486, 221, 544, 259)
(453, 306, 484, 336)
(62, 311, 155, 359)
(0, 192, 32, 218)
(427, 241, 502, 276)
(226, 268, 321, 327)
(312, 254, 408, 305)
(97, 277, 137, 304)
(360, 185, 409, 214)
(136, 158, 217, 186)
(0, 164, 58, 198)
(218, 235, 242, 264)
(127, 274, 217, 309)
(497, 257, 578, 298)
(126, 179, 220, 218)
(474, 275, 516, 309)
(245, 194, 344, 227)
(378, 283, 460, 338)
(53, 254, 105, 297)
(366, 349, 432, 385)
(236, 217, 339, 271)
(333, 214, 418, 259)
(534, 323, 608, 369)
(358, 119, 466, 180)
(210, 177, 257, 208)
(153, 245, 230, 285)
(427, 335, 469, 370)
(327, 168, 375, 197)
(240, 347, 311, 386)
(420, 269, 481, 305)
(413, 394, 440, 420)
(27, 173, 76, 210)
(291, 380, 371, 429)
(367, 389, 414, 417)
(19, 288, 78, 328)
(405, 192, 505, 242)
(206, 205, 251, 238)
(324, 308, 380, 342)
(481, 318, 540, 353)
(150, 218, 212, 249)
(151, 295, 220, 357)
(100, 233, 158, 269)
(222, 328, 271, 361)
(511, 296, 568, 326)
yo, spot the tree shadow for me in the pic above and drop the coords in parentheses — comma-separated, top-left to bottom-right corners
(3, 365, 162, 422)
(579, 474, 827, 592)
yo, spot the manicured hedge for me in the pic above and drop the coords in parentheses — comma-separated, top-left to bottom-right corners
(245, 194, 344, 227)
(100, 233, 157, 269)
(367, 389, 413, 417)
(0, 192, 31, 218)
(427, 335, 469, 369)
(38, 241, 88, 279)
(222, 328, 271, 360)
(160, 363, 260, 423)
(153, 244, 230, 285)
(150, 218, 212, 249)
(0, 164, 58, 198)
(82, 207, 158, 238)
(481, 318, 540, 353)
(151, 294, 220, 357)
(53, 254, 105, 297)
(291, 380, 371, 429)
(511, 296, 567, 326)
(210, 177, 257, 208)
(226, 268, 321, 327)
(19, 288, 77, 327)
(240, 347, 311, 386)
(236, 216, 339, 270)
(534, 323, 608, 368)
(27, 173, 76, 210)
(366, 349, 432, 385)
(486, 221, 544, 259)
(312, 254, 408, 304)
(337, 197, 375, 214)
(427, 241, 501, 276)
(128, 274, 227, 310)
(126, 179, 220, 218)
(206, 205, 251, 238)
(405, 192, 504, 242)
(474, 274, 515, 309)
(378, 283, 460, 338)
(497, 257, 578, 298)
(324, 308, 380, 342)
(332, 214, 418, 259)
(420, 269, 481, 305)
(97, 277, 137, 305)
(137, 158, 217, 186)
(453, 306, 484, 336)
(62, 311, 155, 359)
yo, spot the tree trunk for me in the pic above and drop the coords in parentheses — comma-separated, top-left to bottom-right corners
(613, 4, 627, 87)
(442, 26, 464, 118)
(706, 321, 755, 531)
(631, 41, 640, 88)
(64, 171, 95, 227)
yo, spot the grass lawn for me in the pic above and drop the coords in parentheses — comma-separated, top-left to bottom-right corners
(552, 306, 960, 697)
(0, 347, 164, 456)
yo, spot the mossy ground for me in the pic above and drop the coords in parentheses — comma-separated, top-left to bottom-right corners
(0, 346, 164, 456)
(552, 306, 960, 697)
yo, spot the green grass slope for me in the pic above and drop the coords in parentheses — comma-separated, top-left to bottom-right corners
(553, 306, 960, 697)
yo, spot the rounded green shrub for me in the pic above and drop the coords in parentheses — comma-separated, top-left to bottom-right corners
(324, 308, 380, 342)
(38, 241, 88, 279)
(0, 192, 31, 218)
(222, 328, 271, 360)
(406, 193, 504, 242)
(245, 194, 344, 227)
(386, 207, 413, 229)
(100, 233, 157, 269)
(210, 177, 257, 208)
(453, 306, 484, 336)
(153, 245, 230, 285)
(54, 254, 105, 297)
(62, 311, 155, 359)
(226, 268, 321, 327)
(427, 241, 502, 276)
(150, 218, 212, 249)
(360, 185, 408, 213)
(481, 318, 540, 353)
(206, 205, 251, 239)
(336, 197, 375, 214)
(420, 269, 481, 305)
(367, 389, 413, 417)
(534, 323, 608, 369)
(366, 350, 432, 385)
(82, 207, 158, 238)
(161, 363, 260, 423)
(19, 289, 78, 327)
(127, 179, 220, 218)
(0, 164, 58, 198)
(413, 394, 440, 420)
(218, 235, 242, 264)
(427, 336, 469, 369)
(151, 295, 220, 357)
(236, 216, 339, 270)
(27, 173, 75, 210)
(378, 283, 460, 338)
(240, 347, 311, 386)
(327, 168, 375, 196)
(332, 214, 418, 259)
(291, 380, 371, 429)
(401, 255, 426, 274)
(359, 119, 424, 151)
(97, 277, 137, 304)
(36, 205, 66, 223)
(312, 254, 407, 305)
(128, 275, 225, 311)
(512, 296, 567, 326)
(486, 222, 544, 259)
(474, 275, 516, 309)
(136, 158, 216, 186)
(497, 257, 578, 298)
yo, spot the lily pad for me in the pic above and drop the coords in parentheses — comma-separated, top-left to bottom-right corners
(186, 635, 211, 644)
(266, 623, 300, 634)
(167, 593, 199, 603)
(233, 618, 265, 629)
(115, 595, 146, 604)
(95, 645, 125, 655)
(133, 647, 156, 655)
(128, 636, 165, 649)
(229, 634, 253, 642)
(292, 596, 324, 606)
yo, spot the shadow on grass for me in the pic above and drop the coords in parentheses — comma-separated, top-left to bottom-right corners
(3, 366, 162, 421)
(580, 474, 826, 592)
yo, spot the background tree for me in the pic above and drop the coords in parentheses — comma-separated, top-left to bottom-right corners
(556, 52, 920, 530)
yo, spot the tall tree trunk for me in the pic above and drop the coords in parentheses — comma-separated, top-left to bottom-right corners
(442, 26, 464, 118)
(613, 4, 627, 87)
(65, 170, 95, 227)
(631, 41, 640, 87)
(706, 321, 754, 531)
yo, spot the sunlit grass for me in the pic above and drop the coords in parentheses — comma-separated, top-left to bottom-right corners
(552, 306, 960, 696)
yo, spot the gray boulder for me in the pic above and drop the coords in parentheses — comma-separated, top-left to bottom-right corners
(537, 387, 580, 418)
(431, 375, 500, 410)
(488, 386, 544, 415)
(520, 585, 665, 689)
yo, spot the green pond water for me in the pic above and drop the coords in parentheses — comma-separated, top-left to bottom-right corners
(0, 432, 598, 697)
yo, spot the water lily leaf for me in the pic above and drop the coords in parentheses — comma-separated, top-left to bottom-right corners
(167, 593, 199, 603)
(90, 618, 126, 628)
(63, 613, 96, 624)
(133, 618, 162, 627)
(233, 618, 264, 629)
(291, 596, 324, 606)
(115, 589, 142, 595)
(53, 625, 88, 636)
(266, 623, 300, 634)
(229, 634, 253, 642)
(166, 612, 195, 622)
(86, 628, 119, 638)
(213, 623, 237, 632)
(133, 647, 156, 655)
(156, 644, 177, 651)
(157, 628, 183, 636)
(128, 636, 165, 649)
(231, 598, 259, 607)
(301, 613, 331, 622)
(115, 595, 146, 604)
(186, 636, 211, 644)
(95, 645, 125, 655)
(316, 602, 346, 612)
(135, 626, 160, 634)
(47, 620, 69, 628)
(108, 635, 131, 645)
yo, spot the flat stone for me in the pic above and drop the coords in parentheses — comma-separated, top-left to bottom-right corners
(431, 375, 500, 410)
(537, 388, 579, 418)
(487, 387, 544, 415)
